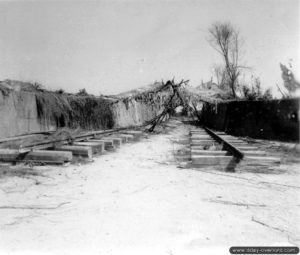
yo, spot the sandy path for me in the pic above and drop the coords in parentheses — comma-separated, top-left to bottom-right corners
(0, 119, 299, 255)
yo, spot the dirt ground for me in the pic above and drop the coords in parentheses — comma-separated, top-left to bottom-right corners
(0, 118, 299, 255)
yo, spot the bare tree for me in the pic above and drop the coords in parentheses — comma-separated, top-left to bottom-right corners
(212, 64, 229, 90)
(208, 22, 244, 98)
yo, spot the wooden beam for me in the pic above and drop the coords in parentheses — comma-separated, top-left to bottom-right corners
(243, 151, 267, 156)
(117, 134, 135, 141)
(88, 139, 115, 151)
(110, 136, 127, 143)
(100, 137, 122, 147)
(55, 145, 92, 158)
(191, 136, 213, 139)
(17, 127, 129, 153)
(0, 149, 72, 164)
(73, 142, 104, 154)
(192, 155, 235, 165)
(190, 139, 215, 142)
(191, 149, 266, 157)
(236, 146, 259, 151)
(244, 156, 281, 165)
(191, 150, 230, 156)
(122, 130, 143, 138)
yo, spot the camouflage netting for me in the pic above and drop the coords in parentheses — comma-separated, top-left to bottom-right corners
(0, 80, 115, 130)
(35, 92, 115, 130)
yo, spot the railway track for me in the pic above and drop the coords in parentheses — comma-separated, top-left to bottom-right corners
(0, 128, 144, 164)
(190, 127, 281, 171)
(0, 120, 282, 171)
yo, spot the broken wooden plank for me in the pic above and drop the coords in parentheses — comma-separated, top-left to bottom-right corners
(0, 149, 72, 163)
(55, 145, 92, 158)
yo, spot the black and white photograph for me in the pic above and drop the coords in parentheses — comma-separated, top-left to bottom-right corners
(0, 0, 299, 254)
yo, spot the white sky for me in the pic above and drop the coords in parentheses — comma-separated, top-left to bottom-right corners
(0, 0, 299, 96)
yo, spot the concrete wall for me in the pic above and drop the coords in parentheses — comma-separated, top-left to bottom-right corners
(0, 90, 55, 139)
(112, 90, 169, 127)
(112, 100, 161, 127)
(0, 89, 169, 139)
(200, 98, 300, 142)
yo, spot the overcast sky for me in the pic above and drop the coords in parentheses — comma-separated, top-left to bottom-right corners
(0, 0, 299, 96)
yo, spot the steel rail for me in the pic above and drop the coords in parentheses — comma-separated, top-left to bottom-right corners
(204, 127, 244, 160)
(18, 127, 134, 153)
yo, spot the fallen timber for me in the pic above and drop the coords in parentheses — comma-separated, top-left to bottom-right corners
(190, 127, 281, 171)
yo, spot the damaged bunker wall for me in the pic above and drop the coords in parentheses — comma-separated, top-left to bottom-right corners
(111, 89, 171, 127)
(199, 98, 300, 142)
(0, 90, 51, 139)
(0, 84, 171, 139)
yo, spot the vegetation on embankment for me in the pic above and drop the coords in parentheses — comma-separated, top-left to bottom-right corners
(0, 79, 115, 131)
(35, 91, 115, 130)
(0, 79, 173, 133)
